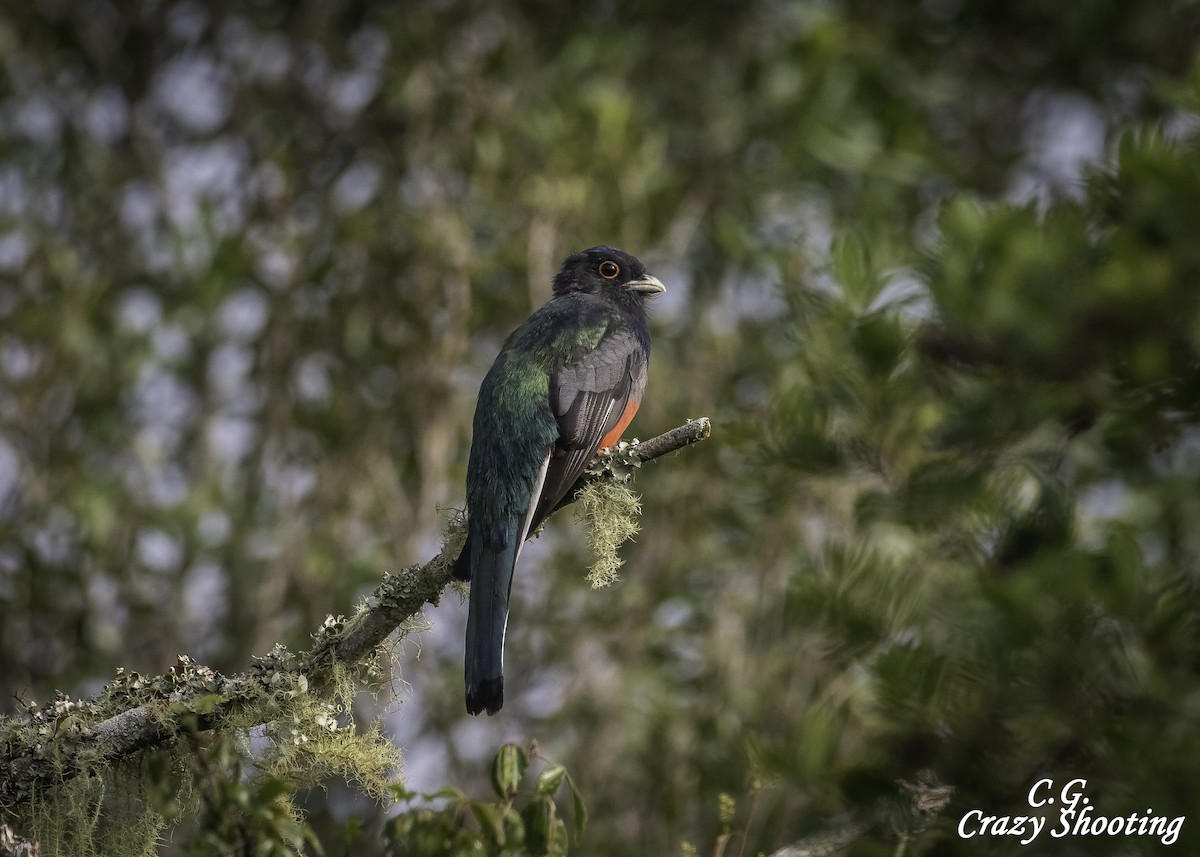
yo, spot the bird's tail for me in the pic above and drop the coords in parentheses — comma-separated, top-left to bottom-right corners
(464, 519, 518, 715)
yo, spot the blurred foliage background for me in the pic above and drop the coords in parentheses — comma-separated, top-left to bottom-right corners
(4, 0, 1200, 854)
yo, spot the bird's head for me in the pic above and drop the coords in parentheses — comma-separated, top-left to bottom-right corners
(552, 246, 666, 303)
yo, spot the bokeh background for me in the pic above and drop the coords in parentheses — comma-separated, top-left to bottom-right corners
(4, 0, 1200, 854)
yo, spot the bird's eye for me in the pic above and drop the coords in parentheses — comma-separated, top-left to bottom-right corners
(599, 261, 620, 279)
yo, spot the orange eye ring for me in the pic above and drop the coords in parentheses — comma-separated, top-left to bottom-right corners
(598, 261, 620, 279)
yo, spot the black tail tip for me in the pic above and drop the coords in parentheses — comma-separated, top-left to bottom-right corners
(466, 677, 504, 716)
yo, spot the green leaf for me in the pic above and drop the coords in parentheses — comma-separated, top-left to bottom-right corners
(256, 777, 291, 803)
(502, 805, 526, 849)
(337, 816, 364, 845)
(189, 693, 224, 715)
(521, 796, 556, 854)
(535, 762, 568, 796)
(490, 742, 528, 799)
(567, 774, 588, 841)
(547, 816, 569, 857)
(388, 783, 416, 802)
(832, 231, 873, 306)
(470, 800, 507, 848)
(423, 785, 468, 802)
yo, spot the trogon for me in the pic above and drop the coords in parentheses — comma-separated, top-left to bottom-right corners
(454, 246, 665, 715)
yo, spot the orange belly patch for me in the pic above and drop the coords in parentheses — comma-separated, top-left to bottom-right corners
(600, 399, 641, 450)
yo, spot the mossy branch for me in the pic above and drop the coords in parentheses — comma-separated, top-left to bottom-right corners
(0, 824, 39, 857)
(0, 418, 711, 811)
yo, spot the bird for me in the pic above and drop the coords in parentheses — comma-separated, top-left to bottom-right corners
(454, 246, 665, 715)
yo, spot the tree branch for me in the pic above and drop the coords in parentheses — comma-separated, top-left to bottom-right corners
(0, 418, 711, 809)
(0, 824, 38, 857)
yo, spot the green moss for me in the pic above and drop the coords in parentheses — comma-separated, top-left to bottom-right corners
(432, 506, 470, 599)
(19, 759, 173, 857)
(257, 660, 400, 801)
(573, 479, 642, 588)
(5, 649, 402, 854)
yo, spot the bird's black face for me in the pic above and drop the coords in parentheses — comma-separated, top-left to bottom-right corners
(552, 246, 666, 299)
